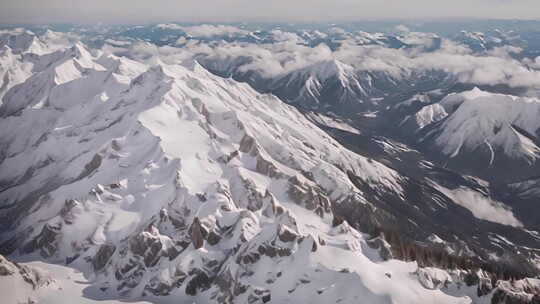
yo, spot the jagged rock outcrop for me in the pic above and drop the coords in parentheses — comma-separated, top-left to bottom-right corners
(21, 223, 61, 258)
(93, 244, 116, 271)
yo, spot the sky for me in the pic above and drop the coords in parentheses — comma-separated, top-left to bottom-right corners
(1, 0, 540, 24)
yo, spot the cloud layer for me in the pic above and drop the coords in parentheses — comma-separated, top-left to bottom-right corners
(101, 28, 540, 89)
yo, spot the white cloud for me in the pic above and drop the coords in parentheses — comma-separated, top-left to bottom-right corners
(524, 56, 540, 69)
(163, 24, 250, 38)
(436, 186, 523, 227)
(101, 29, 540, 88)
(395, 25, 410, 33)
(270, 30, 305, 44)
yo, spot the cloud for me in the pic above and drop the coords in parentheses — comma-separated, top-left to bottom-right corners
(436, 186, 523, 227)
(524, 56, 540, 69)
(333, 39, 540, 87)
(102, 41, 192, 66)
(157, 24, 249, 38)
(270, 30, 305, 44)
(395, 25, 410, 33)
(100, 28, 540, 88)
(414, 42, 540, 87)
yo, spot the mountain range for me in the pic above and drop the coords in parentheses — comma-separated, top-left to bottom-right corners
(1, 23, 540, 304)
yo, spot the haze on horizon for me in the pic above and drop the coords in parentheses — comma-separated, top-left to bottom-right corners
(1, 0, 540, 24)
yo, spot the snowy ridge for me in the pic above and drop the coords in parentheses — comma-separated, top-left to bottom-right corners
(0, 30, 82, 106)
(0, 44, 34, 105)
(0, 29, 47, 55)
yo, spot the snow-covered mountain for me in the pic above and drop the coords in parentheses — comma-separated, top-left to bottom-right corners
(0, 29, 76, 105)
(200, 57, 399, 114)
(403, 88, 540, 181)
(268, 59, 373, 111)
(0, 29, 48, 55)
(1, 30, 540, 304)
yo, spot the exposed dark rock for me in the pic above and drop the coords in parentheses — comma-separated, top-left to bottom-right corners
(234, 282, 249, 296)
(332, 215, 345, 227)
(77, 153, 102, 180)
(145, 281, 173, 296)
(116, 265, 145, 292)
(278, 226, 297, 243)
(196, 192, 207, 202)
(491, 289, 529, 304)
(239, 252, 261, 265)
(214, 269, 234, 303)
(207, 230, 222, 246)
(190, 217, 205, 249)
(490, 279, 540, 304)
(145, 270, 187, 297)
(0, 255, 16, 276)
(262, 192, 285, 218)
(367, 236, 393, 260)
(315, 206, 324, 218)
(239, 134, 258, 156)
(21, 223, 61, 258)
(60, 199, 79, 224)
(464, 272, 480, 286)
(248, 288, 271, 304)
(287, 176, 330, 213)
(185, 270, 211, 296)
(129, 227, 177, 267)
(311, 239, 318, 252)
(93, 244, 116, 271)
(218, 150, 239, 164)
(159, 208, 168, 221)
(257, 244, 292, 258)
(256, 155, 282, 178)
(65, 254, 79, 265)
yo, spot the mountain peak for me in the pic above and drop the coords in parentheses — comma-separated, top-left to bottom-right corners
(303, 59, 355, 82)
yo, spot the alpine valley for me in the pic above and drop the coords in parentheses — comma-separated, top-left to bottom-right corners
(1, 21, 540, 304)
